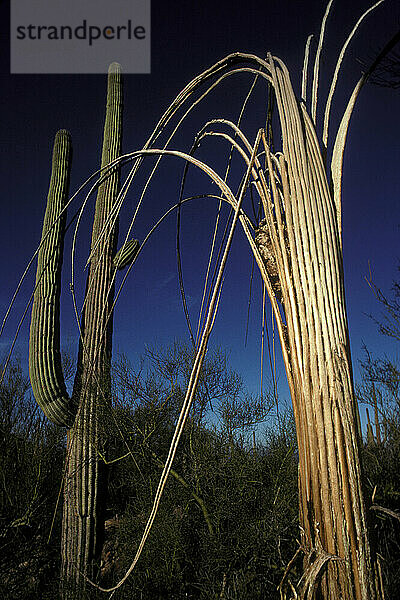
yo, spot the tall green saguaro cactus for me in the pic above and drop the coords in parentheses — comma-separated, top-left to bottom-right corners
(29, 62, 123, 598)
(61, 61, 123, 598)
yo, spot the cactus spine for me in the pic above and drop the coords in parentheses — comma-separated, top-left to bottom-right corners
(29, 63, 123, 598)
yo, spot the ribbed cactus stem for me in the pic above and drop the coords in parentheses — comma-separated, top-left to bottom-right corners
(61, 62, 123, 598)
(29, 129, 75, 427)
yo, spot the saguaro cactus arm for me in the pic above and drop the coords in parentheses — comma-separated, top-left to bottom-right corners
(113, 238, 140, 270)
(29, 129, 76, 427)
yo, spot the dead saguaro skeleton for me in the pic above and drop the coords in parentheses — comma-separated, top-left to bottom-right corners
(90, 2, 393, 597)
(252, 59, 374, 598)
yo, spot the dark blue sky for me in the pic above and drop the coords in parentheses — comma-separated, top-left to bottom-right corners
(1, 0, 399, 409)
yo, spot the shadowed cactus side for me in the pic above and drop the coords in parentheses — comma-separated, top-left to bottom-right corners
(29, 62, 124, 598)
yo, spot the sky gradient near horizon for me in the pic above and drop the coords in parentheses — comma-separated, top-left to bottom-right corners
(1, 0, 400, 414)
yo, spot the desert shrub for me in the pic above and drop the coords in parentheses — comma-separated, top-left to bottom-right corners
(0, 358, 65, 599)
(100, 347, 299, 598)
